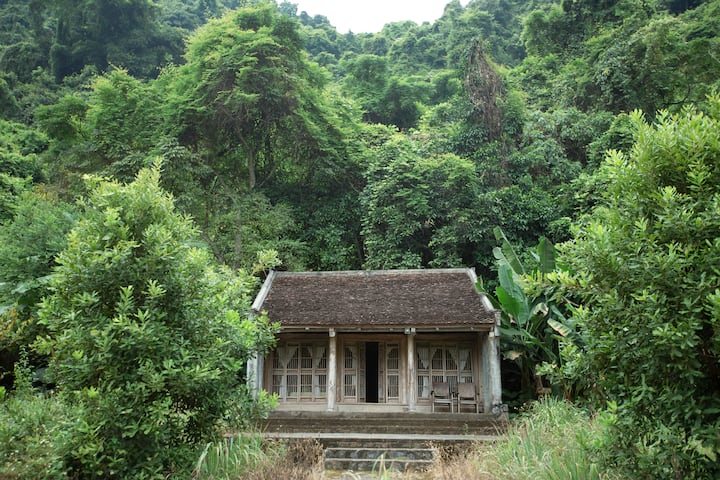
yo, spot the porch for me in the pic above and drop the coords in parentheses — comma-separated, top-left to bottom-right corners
(261, 410, 507, 436)
(258, 330, 501, 413)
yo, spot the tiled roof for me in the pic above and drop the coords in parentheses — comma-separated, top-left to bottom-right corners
(252, 269, 497, 331)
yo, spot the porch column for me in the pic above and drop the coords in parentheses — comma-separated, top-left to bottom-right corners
(246, 354, 264, 399)
(406, 328, 416, 412)
(482, 325, 503, 413)
(327, 328, 337, 412)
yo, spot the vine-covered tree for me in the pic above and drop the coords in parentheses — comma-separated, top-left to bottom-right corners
(162, 2, 334, 190)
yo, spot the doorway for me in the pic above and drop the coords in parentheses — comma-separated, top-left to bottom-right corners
(341, 339, 401, 404)
(365, 342, 379, 403)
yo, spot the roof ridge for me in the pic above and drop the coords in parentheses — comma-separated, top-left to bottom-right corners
(273, 268, 473, 277)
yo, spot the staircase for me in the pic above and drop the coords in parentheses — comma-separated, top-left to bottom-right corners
(260, 411, 507, 473)
(324, 437, 434, 472)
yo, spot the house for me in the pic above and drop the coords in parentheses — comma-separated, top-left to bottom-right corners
(247, 268, 502, 413)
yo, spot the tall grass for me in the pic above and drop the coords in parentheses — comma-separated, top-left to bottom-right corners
(0, 390, 72, 479)
(192, 435, 323, 480)
(427, 398, 624, 480)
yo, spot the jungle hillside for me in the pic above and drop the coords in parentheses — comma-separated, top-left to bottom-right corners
(1, 0, 719, 478)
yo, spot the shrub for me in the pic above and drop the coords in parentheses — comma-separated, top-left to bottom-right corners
(37, 163, 277, 479)
(559, 96, 720, 478)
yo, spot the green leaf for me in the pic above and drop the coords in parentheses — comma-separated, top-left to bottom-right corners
(493, 226, 525, 275)
(548, 318, 572, 337)
(496, 263, 530, 325)
(536, 236, 556, 274)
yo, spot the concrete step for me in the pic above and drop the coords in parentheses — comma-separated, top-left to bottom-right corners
(261, 411, 507, 436)
(324, 446, 434, 472)
(325, 456, 433, 472)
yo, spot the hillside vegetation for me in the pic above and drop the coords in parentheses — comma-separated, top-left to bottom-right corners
(1, 0, 718, 478)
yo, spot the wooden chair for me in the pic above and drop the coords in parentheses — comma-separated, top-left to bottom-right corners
(457, 382, 479, 413)
(431, 381, 453, 413)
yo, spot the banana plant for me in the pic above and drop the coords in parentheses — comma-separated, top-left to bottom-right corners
(491, 227, 579, 401)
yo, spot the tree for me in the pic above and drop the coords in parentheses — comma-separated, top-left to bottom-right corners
(39, 0, 183, 80)
(83, 68, 162, 180)
(37, 163, 277, 478)
(559, 97, 720, 478)
(360, 131, 483, 268)
(163, 2, 332, 190)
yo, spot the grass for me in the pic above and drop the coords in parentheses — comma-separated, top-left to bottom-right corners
(0, 390, 71, 480)
(192, 435, 324, 480)
(425, 398, 624, 480)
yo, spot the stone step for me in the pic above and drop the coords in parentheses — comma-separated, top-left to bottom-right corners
(326, 438, 431, 449)
(325, 447, 435, 461)
(324, 445, 435, 473)
(324, 457, 433, 472)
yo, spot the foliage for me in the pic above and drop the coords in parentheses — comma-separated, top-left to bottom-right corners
(340, 54, 430, 129)
(39, 0, 184, 80)
(0, 119, 48, 221)
(0, 366, 74, 480)
(490, 227, 582, 405)
(360, 132, 483, 269)
(559, 97, 720, 478)
(519, 0, 720, 116)
(37, 163, 278, 479)
(0, 191, 77, 384)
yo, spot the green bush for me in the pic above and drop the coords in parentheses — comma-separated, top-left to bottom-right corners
(37, 163, 277, 479)
(559, 96, 720, 478)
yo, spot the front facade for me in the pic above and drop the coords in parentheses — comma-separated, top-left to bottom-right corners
(247, 269, 502, 413)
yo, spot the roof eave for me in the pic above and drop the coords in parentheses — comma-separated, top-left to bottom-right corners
(251, 270, 276, 313)
(277, 323, 495, 333)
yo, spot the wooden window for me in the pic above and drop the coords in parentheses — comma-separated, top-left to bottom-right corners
(270, 341, 327, 402)
(343, 345, 357, 400)
(385, 343, 400, 401)
(416, 343, 473, 399)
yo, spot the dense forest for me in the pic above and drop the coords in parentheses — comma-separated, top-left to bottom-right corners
(1, 0, 719, 478)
